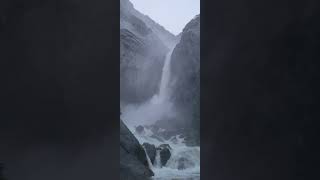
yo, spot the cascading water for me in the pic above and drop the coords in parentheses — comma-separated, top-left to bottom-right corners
(143, 146, 154, 170)
(154, 150, 162, 168)
(121, 46, 200, 180)
(150, 47, 174, 105)
(130, 126, 200, 180)
(158, 48, 174, 101)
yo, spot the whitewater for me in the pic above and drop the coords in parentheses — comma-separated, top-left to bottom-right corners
(130, 126, 200, 180)
(121, 48, 200, 180)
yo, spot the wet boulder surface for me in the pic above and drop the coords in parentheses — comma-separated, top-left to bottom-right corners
(120, 120, 154, 180)
(143, 143, 157, 164)
(157, 144, 172, 166)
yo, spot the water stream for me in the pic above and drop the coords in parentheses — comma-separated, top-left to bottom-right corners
(154, 150, 162, 169)
(158, 48, 174, 101)
(122, 48, 200, 180)
(131, 126, 200, 180)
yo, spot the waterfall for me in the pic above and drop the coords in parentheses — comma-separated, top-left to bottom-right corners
(158, 48, 174, 100)
(121, 45, 200, 179)
(121, 47, 176, 127)
(124, 122, 200, 180)
(154, 149, 162, 168)
(151, 47, 175, 105)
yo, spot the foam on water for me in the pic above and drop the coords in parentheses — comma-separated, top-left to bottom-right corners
(121, 46, 200, 179)
(124, 123, 200, 180)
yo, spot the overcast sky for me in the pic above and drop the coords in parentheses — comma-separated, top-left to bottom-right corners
(130, 0, 200, 35)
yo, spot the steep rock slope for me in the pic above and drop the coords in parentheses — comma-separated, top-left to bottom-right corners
(120, 0, 176, 104)
(170, 15, 200, 145)
(120, 119, 154, 180)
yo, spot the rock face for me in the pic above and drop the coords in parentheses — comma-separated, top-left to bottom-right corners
(170, 15, 200, 145)
(135, 125, 145, 135)
(132, 11, 177, 48)
(157, 144, 172, 166)
(120, 120, 154, 180)
(120, 0, 177, 104)
(142, 143, 156, 164)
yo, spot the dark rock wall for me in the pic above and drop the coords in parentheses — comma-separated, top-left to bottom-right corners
(120, 120, 153, 180)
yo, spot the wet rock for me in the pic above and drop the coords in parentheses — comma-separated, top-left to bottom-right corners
(160, 148, 171, 166)
(157, 144, 172, 166)
(135, 125, 145, 134)
(120, 120, 154, 180)
(170, 15, 200, 146)
(142, 143, 156, 164)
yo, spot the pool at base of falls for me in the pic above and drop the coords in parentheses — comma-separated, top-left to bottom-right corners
(152, 167, 200, 180)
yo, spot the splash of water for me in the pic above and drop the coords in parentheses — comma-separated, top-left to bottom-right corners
(154, 150, 162, 168)
(127, 125, 200, 180)
(143, 146, 154, 170)
(121, 45, 200, 179)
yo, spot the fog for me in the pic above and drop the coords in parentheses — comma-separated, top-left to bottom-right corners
(120, 2, 200, 179)
(121, 45, 177, 127)
(121, 95, 176, 126)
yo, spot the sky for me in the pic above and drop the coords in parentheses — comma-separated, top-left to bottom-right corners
(130, 0, 200, 35)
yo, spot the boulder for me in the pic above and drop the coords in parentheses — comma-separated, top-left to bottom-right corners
(135, 125, 145, 134)
(157, 144, 172, 166)
(120, 120, 154, 180)
(142, 143, 156, 164)
(160, 148, 171, 166)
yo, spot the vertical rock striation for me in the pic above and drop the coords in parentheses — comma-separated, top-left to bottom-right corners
(170, 15, 200, 145)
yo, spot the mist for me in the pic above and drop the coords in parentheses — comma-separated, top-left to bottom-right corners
(120, 0, 200, 179)
(121, 96, 176, 127)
